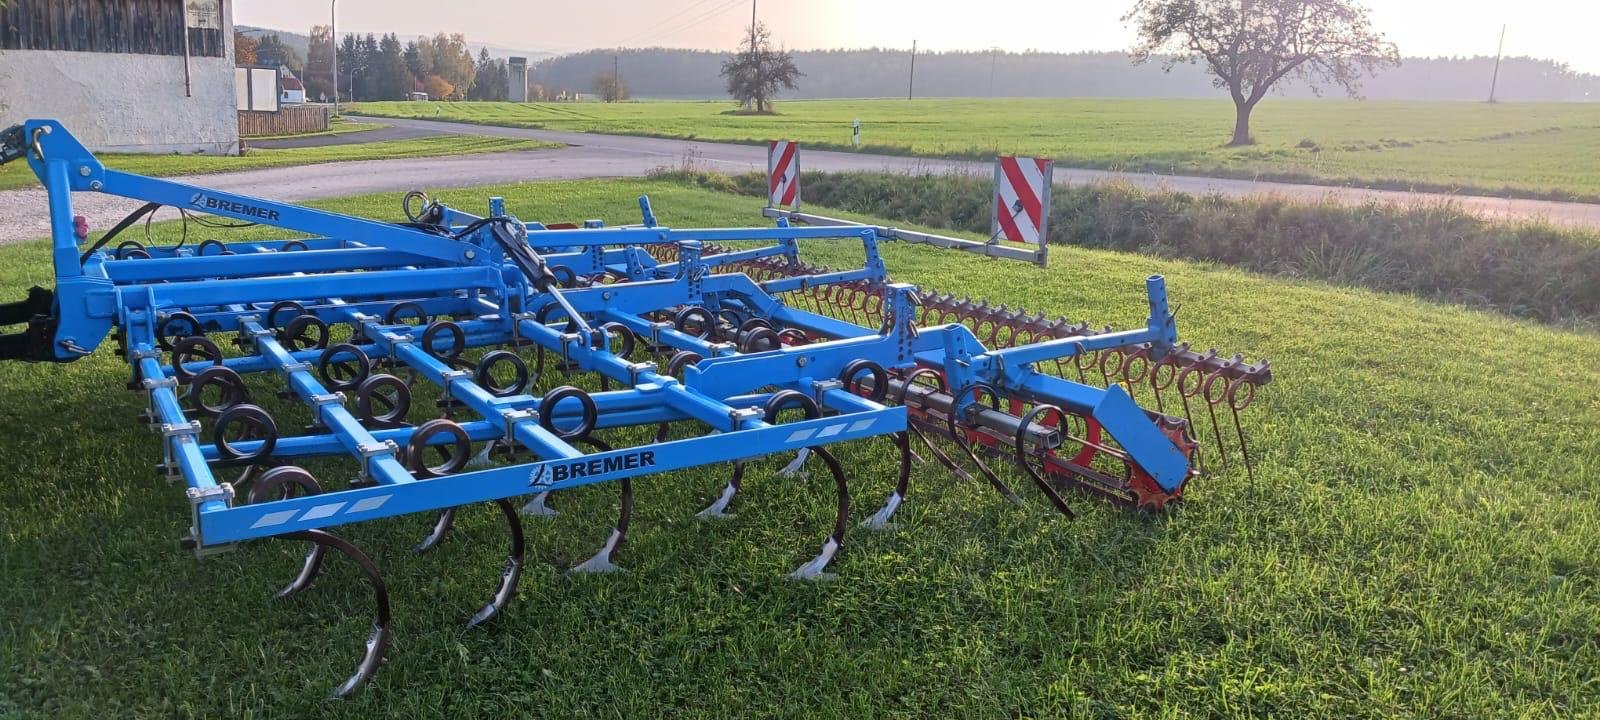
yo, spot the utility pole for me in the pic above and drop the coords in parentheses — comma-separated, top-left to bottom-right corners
(330, 0, 339, 115)
(989, 47, 998, 97)
(908, 39, 917, 101)
(750, 0, 760, 111)
(1488, 24, 1506, 104)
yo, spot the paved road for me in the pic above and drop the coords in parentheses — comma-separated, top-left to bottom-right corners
(244, 123, 445, 150)
(3, 115, 1596, 244)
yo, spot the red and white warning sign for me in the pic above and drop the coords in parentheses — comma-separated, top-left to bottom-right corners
(991, 156, 1053, 245)
(767, 140, 801, 209)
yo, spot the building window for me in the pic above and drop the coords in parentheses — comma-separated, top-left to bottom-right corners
(0, 0, 224, 58)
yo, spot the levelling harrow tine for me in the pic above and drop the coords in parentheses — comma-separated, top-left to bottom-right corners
(946, 383, 1027, 507)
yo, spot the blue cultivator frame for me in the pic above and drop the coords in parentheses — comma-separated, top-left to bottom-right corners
(0, 121, 1270, 697)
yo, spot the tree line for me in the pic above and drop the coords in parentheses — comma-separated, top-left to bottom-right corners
(531, 48, 1597, 103)
(235, 29, 512, 101)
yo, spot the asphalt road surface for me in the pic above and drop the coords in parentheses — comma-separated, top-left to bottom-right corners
(2, 114, 1596, 244)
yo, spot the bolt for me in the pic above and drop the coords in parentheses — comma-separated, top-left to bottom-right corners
(89, 181, 103, 190)
(796, 356, 809, 367)
(78, 166, 91, 176)
(602, 291, 613, 300)
(464, 250, 477, 260)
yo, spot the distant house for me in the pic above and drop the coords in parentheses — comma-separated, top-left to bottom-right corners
(0, 0, 239, 155)
(281, 76, 306, 105)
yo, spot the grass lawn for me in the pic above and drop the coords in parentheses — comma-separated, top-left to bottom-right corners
(0, 134, 558, 192)
(352, 98, 1600, 201)
(1, 178, 1597, 718)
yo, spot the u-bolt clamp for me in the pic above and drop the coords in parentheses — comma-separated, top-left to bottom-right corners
(439, 369, 469, 406)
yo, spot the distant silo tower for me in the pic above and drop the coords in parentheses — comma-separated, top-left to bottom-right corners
(508, 57, 529, 102)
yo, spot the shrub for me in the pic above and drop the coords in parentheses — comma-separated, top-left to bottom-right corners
(658, 169, 1600, 327)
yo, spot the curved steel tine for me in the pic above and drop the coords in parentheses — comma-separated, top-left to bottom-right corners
(466, 439, 499, 469)
(775, 446, 810, 478)
(788, 446, 849, 581)
(1014, 405, 1076, 520)
(570, 479, 633, 574)
(909, 424, 978, 484)
(571, 437, 634, 574)
(249, 466, 326, 598)
(520, 491, 558, 517)
(467, 499, 525, 628)
(414, 508, 456, 554)
(944, 394, 1025, 507)
(278, 529, 391, 699)
(1231, 402, 1256, 483)
(696, 461, 745, 519)
(861, 431, 912, 530)
(278, 541, 328, 599)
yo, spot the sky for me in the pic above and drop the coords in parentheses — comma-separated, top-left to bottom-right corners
(234, 0, 1600, 74)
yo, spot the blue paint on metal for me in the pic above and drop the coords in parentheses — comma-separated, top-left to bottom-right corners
(8, 121, 1201, 548)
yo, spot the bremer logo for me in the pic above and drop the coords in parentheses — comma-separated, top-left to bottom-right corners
(529, 450, 656, 487)
(188, 193, 281, 221)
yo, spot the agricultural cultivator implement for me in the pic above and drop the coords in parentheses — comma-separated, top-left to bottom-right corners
(0, 124, 1270, 696)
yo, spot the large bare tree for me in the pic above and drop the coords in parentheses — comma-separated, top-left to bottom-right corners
(720, 23, 802, 113)
(1126, 0, 1399, 145)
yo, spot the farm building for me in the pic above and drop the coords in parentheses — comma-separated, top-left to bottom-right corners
(280, 73, 306, 105)
(0, 0, 239, 155)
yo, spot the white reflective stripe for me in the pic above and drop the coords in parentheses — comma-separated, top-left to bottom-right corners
(299, 502, 346, 521)
(816, 423, 847, 438)
(785, 428, 816, 442)
(249, 510, 298, 529)
(346, 495, 392, 513)
(1016, 157, 1046, 199)
(848, 419, 875, 432)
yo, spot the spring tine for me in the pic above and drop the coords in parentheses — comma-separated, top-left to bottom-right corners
(861, 431, 912, 530)
(910, 424, 980, 484)
(696, 461, 744, 519)
(248, 467, 328, 597)
(944, 390, 1025, 506)
(776, 447, 811, 478)
(278, 529, 392, 699)
(520, 490, 558, 517)
(788, 446, 849, 581)
(1202, 377, 1230, 469)
(414, 509, 455, 553)
(1232, 406, 1255, 483)
(1228, 378, 1259, 483)
(467, 499, 526, 627)
(571, 437, 634, 574)
(570, 478, 632, 573)
(1014, 405, 1076, 520)
(1149, 364, 1168, 415)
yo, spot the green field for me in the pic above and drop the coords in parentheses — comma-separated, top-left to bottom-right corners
(0, 134, 557, 192)
(2, 178, 1597, 718)
(353, 98, 1600, 200)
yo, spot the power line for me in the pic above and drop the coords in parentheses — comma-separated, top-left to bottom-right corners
(613, 0, 724, 48)
(650, 0, 750, 44)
